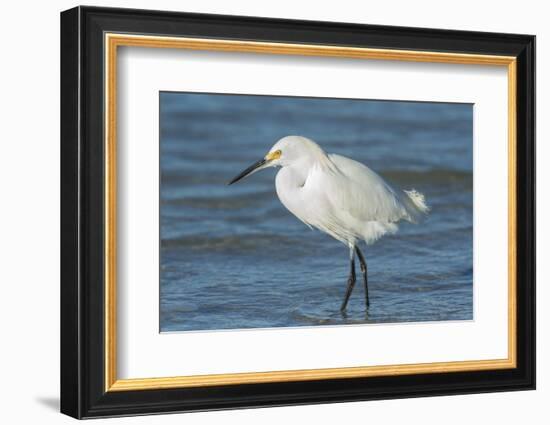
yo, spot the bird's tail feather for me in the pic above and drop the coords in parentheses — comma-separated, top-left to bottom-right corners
(402, 189, 430, 223)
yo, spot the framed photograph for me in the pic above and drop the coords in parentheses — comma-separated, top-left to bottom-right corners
(60, 6, 535, 419)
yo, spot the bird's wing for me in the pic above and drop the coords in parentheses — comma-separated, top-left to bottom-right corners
(317, 154, 409, 224)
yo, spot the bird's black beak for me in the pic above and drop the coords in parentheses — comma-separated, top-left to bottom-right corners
(227, 158, 267, 185)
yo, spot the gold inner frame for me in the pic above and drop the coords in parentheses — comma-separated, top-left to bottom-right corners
(104, 33, 517, 392)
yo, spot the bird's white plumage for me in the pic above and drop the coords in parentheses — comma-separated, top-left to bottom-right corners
(227, 135, 429, 310)
(271, 136, 429, 246)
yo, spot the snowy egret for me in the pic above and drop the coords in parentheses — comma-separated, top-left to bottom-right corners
(228, 136, 429, 311)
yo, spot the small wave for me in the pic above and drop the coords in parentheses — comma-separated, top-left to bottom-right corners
(380, 169, 472, 185)
(291, 310, 370, 326)
(161, 233, 299, 252)
(162, 191, 274, 210)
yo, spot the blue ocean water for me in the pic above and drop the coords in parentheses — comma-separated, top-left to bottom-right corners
(159, 92, 473, 332)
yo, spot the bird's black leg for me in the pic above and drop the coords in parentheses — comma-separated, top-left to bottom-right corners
(355, 246, 370, 308)
(340, 250, 356, 312)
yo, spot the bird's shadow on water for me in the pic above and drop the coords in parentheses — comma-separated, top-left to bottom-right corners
(35, 396, 59, 411)
(339, 309, 369, 321)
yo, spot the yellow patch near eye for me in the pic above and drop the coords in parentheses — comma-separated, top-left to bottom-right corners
(266, 150, 282, 161)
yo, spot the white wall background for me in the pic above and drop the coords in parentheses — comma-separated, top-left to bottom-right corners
(0, 1, 545, 423)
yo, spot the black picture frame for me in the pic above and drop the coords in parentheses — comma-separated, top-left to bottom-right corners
(60, 5, 535, 419)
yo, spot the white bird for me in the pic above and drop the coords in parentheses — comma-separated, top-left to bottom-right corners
(228, 136, 429, 311)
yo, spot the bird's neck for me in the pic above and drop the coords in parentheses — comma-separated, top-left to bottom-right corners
(304, 149, 337, 174)
(282, 152, 335, 185)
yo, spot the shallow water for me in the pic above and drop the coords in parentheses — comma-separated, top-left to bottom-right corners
(159, 92, 473, 332)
